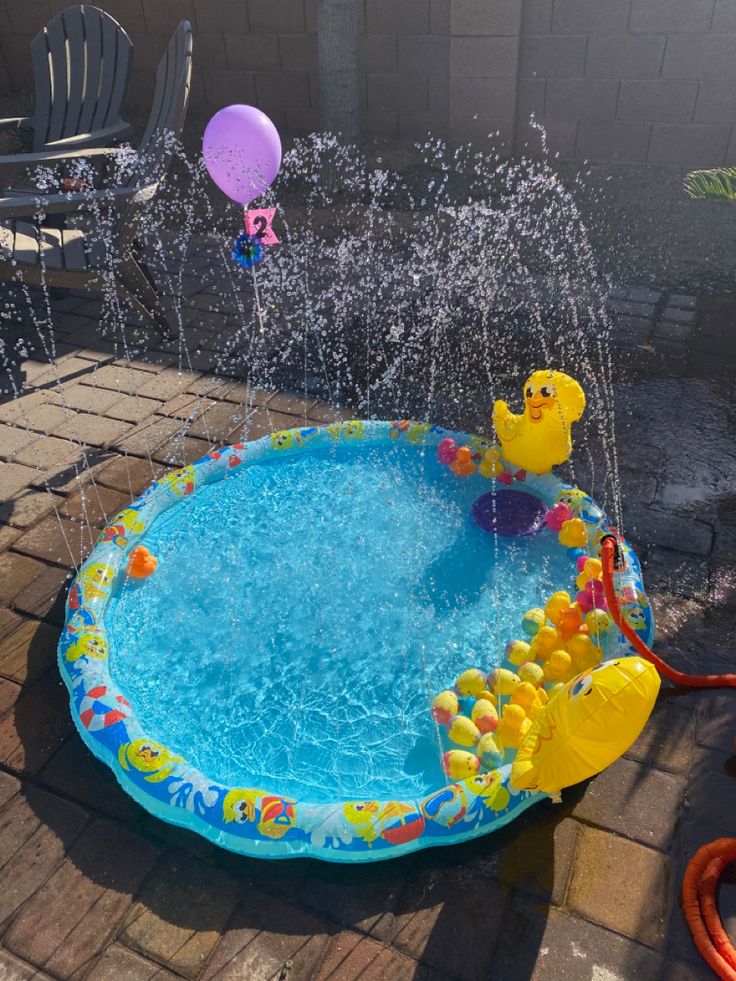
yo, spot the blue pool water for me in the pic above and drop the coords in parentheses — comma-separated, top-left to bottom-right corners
(107, 442, 572, 803)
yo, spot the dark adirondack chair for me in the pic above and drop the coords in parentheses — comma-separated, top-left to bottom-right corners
(0, 5, 132, 154)
(0, 22, 193, 338)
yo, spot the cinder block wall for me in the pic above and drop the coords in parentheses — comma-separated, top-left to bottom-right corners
(360, 0, 521, 144)
(0, 0, 734, 165)
(518, 0, 736, 165)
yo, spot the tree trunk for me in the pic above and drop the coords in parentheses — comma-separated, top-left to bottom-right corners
(317, 0, 360, 139)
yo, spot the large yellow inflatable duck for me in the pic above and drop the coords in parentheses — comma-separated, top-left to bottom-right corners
(492, 370, 586, 474)
(510, 657, 660, 796)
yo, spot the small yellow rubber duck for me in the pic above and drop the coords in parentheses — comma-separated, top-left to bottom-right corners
(492, 370, 586, 474)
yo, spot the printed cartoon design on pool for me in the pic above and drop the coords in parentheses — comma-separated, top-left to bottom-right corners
(59, 419, 654, 861)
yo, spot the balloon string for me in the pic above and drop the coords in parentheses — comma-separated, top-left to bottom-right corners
(251, 262, 266, 334)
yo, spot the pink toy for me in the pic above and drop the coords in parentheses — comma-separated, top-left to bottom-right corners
(437, 438, 458, 465)
(544, 502, 573, 531)
(576, 579, 607, 613)
(244, 207, 280, 244)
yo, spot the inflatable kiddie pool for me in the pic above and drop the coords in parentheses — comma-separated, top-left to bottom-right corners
(59, 416, 656, 862)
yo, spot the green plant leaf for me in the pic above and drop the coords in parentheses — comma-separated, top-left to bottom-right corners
(683, 167, 736, 201)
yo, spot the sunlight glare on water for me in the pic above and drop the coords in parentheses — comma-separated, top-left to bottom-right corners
(107, 442, 573, 803)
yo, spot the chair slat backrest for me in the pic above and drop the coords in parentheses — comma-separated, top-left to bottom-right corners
(128, 21, 193, 190)
(29, 5, 132, 151)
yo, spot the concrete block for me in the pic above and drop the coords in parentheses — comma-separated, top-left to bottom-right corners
(366, 0, 430, 34)
(517, 118, 578, 158)
(184, 79, 207, 112)
(552, 0, 630, 34)
(399, 111, 449, 138)
(608, 299, 656, 318)
(362, 110, 399, 136)
(626, 503, 713, 555)
(359, 35, 398, 74)
(285, 107, 320, 134)
(194, 32, 227, 67)
(398, 34, 449, 76)
(279, 33, 318, 71)
(521, 0, 553, 32)
(0, 2, 12, 35)
(586, 35, 667, 79)
(119, 34, 166, 72)
(255, 71, 311, 108)
(429, 74, 450, 111)
(568, 828, 670, 947)
(617, 80, 698, 123)
(142, 0, 194, 34)
(4, 64, 34, 92)
(726, 127, 736, 164)
(450, 0, 521, 36)
(572, 757, 685, 852)
(515, 77, 546, 122)
(712, 0, 736, 30)
(695, 82, 736, 124)
(193, 0, 249, 33)
(224, 34, 279, 71)
(629, 0, 715, 33)
(5, 3, 52, 34)
(610, 285, 662, 303)
(661, 306, 696, 324)
(450, 76, 516, 116)
(431, 0, 450, 32)
(305, 0, 317, 30)
(497, 899, 669, 981)
(577, 120, 652, 162)
(203, 70, 256, 107)
(127, 70, 156, 105)
(663, 35, 736, 81)
(450, 36, 519, 78)
(667, 293, 696, 309)
(648, 122, 730, 166)
(545, 78, 618, 121)
(248, 0, 305, 33)
(519, 34, 587, 78)
(448, 114, 514, 146)
(366, 74, 428, 112)
(0, 32, 30, 70)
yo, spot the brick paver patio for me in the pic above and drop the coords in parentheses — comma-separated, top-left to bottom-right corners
(0, 281, 734, 980)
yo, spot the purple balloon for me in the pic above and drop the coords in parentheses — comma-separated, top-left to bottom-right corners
(472, 490, 547, 538)
(203, 105, 282, 206)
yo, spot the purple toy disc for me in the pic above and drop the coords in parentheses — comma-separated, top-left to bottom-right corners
(471, 490, 547, 537)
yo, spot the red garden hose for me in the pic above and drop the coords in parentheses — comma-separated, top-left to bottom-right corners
(600, 534, 736, 978)
(600, 536, 736, 689)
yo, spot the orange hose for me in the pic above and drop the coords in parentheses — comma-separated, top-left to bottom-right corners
(681, 840, 736, 980)
(600, 535, 736, 978)
(600, 536, 736, 688)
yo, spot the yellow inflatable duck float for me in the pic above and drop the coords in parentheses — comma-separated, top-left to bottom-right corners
(510, 657, 659, 797)
(492, 370, 586, 474)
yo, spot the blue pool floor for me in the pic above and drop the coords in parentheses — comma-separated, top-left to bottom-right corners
(107, 443, 572, 802)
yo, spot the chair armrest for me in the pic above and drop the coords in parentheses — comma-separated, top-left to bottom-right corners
(0, 145, 131, 173)
(42, 122, 132, 152)
(0, 116, 33, 133)
(0, 184, 155, 219)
